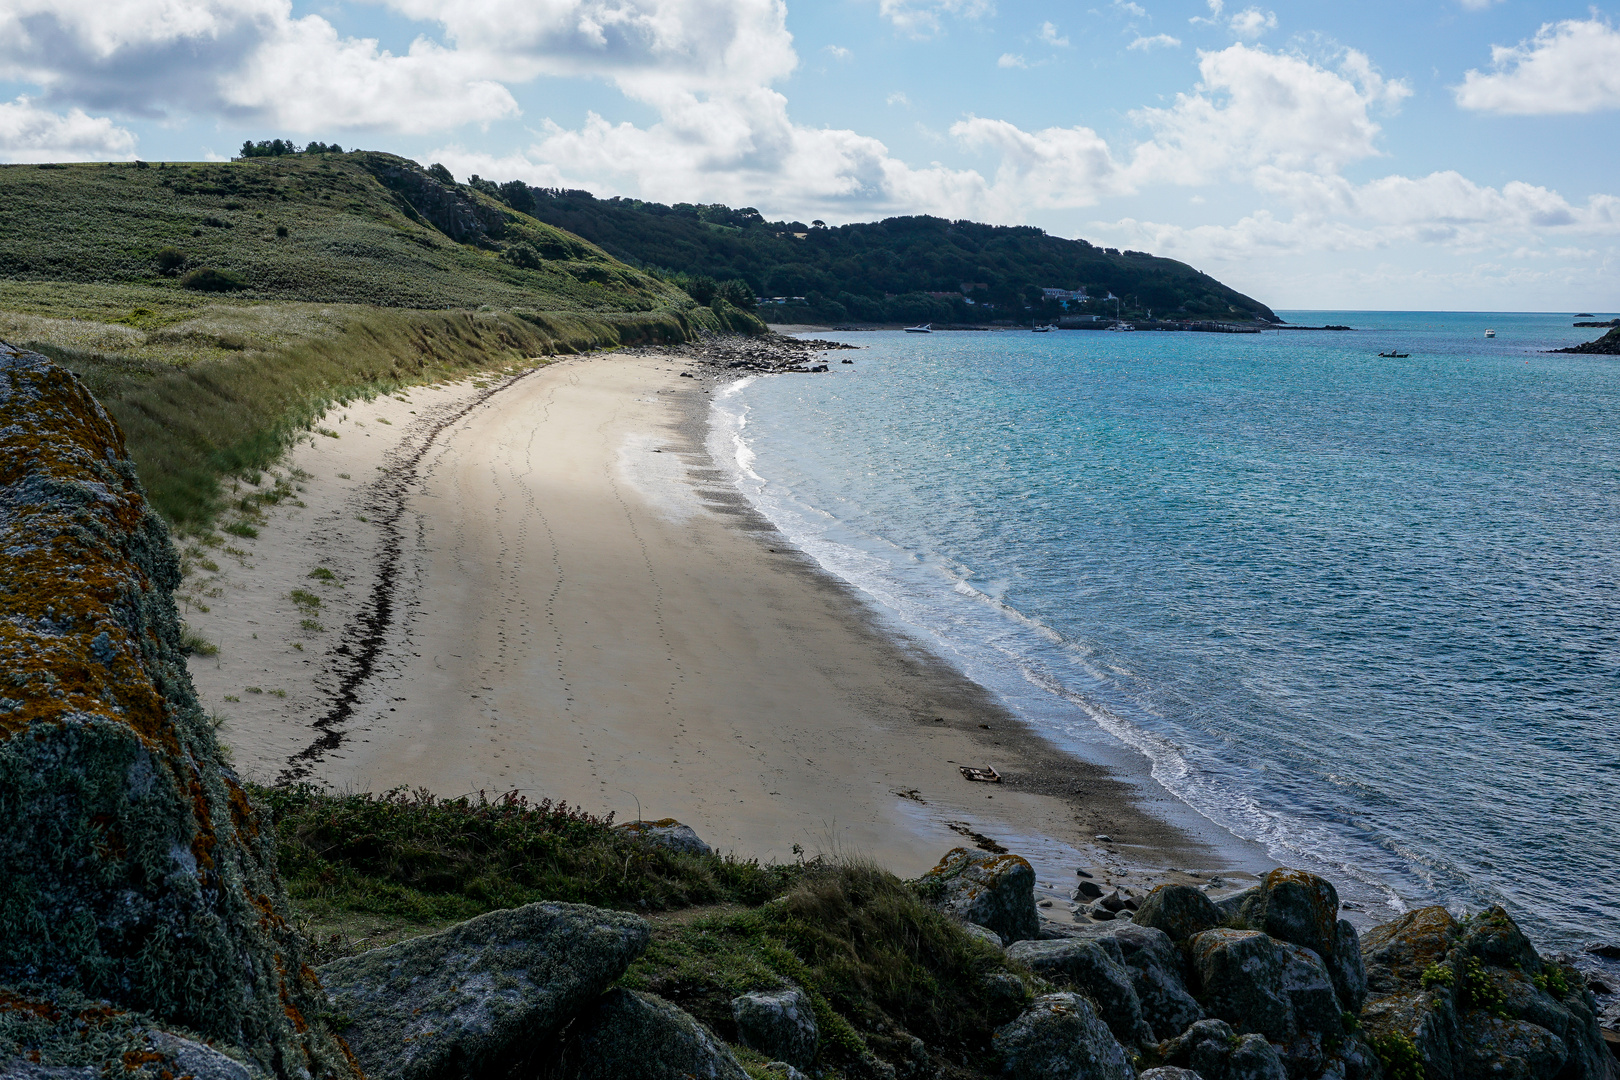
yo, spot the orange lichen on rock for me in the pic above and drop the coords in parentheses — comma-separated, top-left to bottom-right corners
(0, 344, 359, 1079)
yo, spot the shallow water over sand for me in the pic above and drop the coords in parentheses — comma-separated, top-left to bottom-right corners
(718, 311, 1620, 945)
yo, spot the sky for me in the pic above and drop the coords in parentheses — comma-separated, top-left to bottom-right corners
(1, 0, 1617, 310)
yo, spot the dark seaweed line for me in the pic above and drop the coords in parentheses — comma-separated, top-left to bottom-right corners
(278, 367, 544, 783)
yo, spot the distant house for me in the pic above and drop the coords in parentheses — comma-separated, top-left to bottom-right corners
(1041, 288, 1088, 306)
(959, 282, 989, 294)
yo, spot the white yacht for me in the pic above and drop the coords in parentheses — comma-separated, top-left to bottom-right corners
(1484, 328, 1496, 338)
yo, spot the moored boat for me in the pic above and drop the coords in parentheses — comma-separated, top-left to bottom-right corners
(904, 323, 931, 333)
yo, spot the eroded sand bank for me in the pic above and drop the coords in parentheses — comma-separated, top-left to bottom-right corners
(187, 350, 1267, 905)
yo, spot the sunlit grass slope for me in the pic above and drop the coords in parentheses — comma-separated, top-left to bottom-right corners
(0, 153, 759, 527)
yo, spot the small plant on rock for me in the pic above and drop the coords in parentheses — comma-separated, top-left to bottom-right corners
(1370, 1031, 1424, 1080)
(1419, 963, 1454, 990)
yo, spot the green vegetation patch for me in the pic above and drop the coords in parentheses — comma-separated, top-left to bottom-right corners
(623, 861, 1031, 1076)
(258, 785, 796, 951)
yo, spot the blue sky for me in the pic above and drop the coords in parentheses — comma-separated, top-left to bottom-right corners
(2, 0, 1617, 310)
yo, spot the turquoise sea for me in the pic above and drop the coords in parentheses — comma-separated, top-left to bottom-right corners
(712, 311, 1619, 946)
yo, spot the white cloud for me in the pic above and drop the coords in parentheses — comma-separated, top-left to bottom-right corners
(1227, 7, 1277, 39)
(824, 44, 853, 60)
(1190, 0, 1222, 25)
(0, 96, 136, 162)
(1129, 34, 1181, 50)
(1129, 45, 1410, 182)
(887, 91, 911, 106)
(1039, 21, 1070, 46)
(1114, 0, 1149, 19)
(1455, 18, 1620, 114)
(0, 0, 517, 131)
(875, 0, 994, 36)
(998, 52, 1029, 68)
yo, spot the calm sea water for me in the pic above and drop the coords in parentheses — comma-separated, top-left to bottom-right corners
(712, 311, 1620, 946)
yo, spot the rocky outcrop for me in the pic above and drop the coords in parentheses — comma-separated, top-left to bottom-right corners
(991, 993, 1134, 1080)
(1093, 923, 1204, 1041)
(560, 990, 749, 1080)
(359, 155, 513, 248)
(1230, 869, 1367, 1012)
(731, 989, 817, 1071)
(918, 848, 1039, 945)
(317, 901, 649, 1080)
(1156, 1018, 1288, 1080)
(1133, 884, 1222, 942)
(1006, 938, 1155, 1047)
(1188, 928, 1346, 1077)
(1554, 327, 1620, 354)
(0, 345, 352, 1078)
(1360, 905, 1616, 1080)
(616, 817, 712, 856)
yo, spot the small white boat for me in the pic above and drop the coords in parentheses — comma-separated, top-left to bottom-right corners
(1108, 321, 1136, 332)
(1484, 328, 1496, 338)
(904, 323, 931, 333)
(1031, 324, 1053, 333)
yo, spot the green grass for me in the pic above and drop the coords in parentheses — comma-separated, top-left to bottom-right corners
(257, 785, 798, 941)
(0, 154, 679, 311)
(622, 860, 1032, 1077)
(1, 153, 763, 529)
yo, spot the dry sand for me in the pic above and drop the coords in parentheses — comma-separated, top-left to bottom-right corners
(187, 350, 1269, 913)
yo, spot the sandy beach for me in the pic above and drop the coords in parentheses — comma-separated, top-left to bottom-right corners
(186, 347, 1270, 913)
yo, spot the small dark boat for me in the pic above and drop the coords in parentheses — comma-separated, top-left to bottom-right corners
(1378, 351, 1410, 358)
(959, 765, 1002, 783)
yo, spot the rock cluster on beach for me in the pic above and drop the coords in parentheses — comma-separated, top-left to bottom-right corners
(2, 344, 1616, 1080)
(647, 331, 859, 374)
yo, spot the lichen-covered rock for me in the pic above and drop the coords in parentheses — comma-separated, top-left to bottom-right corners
(1007, 936, 1153, 1046)
(1188, 928, 1344, 1077)
(0, 983, 266, 1080)
(1461, 1014, 1568, 1080)
(615, 817, 712, 856)
(1140, 1069, 1205, 1080)
(1098, 923, 1204, 1041)
(991, 993, 1134, 1080)
(918, 848, 1039, 945)
(1361, 988, 1461, 1080)
(1361, 906, 1459, 995)
(963, 923, 1005, 949)
(1135, 885, 1222, 942)
(561, 990, 748, 1080)
(0, 346, 352, 1079)
(318, 901, 648, 1080)
(1157, 1018, 1288, 1080)
(1234, 869, 1366, 1012)
(1360, 904, 1616, 1080)
(731, 989, 817, 1071)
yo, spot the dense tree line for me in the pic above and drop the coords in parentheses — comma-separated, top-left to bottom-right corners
(511, 189, 1277, 325)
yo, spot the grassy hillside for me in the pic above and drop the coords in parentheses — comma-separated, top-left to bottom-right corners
(0, 152, 760, 527)
(1, 153, 699, 312)
(521, 190, 1279, 326)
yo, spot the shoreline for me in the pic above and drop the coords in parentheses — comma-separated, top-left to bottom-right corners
(186, 343, 1273, 926)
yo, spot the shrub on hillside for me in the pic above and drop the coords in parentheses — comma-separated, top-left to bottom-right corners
(180, 267, 248, 292)
(681, 274, 718, 304)
(428, 163, 455, 185)
(715, 278, 755, 310)
(155, 247, 185, 274)
(502, 242, 543, 270)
